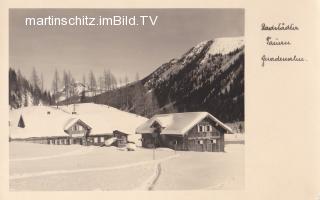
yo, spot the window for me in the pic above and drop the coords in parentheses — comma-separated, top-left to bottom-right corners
(198, 125, 204, 132)
(211, 139, 216, 144)
(94, 137, 99, 143)
(100, 137, 105, 142)
(198, 125, 212, 132)
(197, 140, 203, 144)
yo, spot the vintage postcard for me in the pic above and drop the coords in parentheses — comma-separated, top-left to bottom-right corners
(8, 8, 245, 191)
(0, 1, 319, 200)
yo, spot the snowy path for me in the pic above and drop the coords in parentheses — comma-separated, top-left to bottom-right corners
(148, 163, 162, 190)
(134, 162, 162, 190)
(10, 154, 179, 180)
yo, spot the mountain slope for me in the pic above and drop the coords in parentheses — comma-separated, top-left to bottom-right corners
(82, 37, 244, 122)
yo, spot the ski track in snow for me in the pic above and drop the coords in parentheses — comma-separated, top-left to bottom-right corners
(134, 162, 161, 191)
(10, 154, 180, 181)
(147, 163, 162, 190)
(10, 147, 97, 162)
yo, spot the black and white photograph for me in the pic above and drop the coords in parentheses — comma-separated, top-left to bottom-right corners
(9, 9, 245, 191)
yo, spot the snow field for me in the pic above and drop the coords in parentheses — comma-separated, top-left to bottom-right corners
(10, 164, 156, 191)
(10, 142, 86, 159)
(154, 144, 244, 190)
(10, 142, 244, 190)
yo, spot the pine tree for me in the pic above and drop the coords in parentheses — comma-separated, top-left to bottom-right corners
(18, 115, 25, 128)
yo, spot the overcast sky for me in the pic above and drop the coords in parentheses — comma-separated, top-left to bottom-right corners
(9, 9, 244, 90)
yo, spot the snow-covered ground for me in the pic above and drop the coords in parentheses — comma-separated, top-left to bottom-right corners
(10, 142, 244, 191)
(225, 133, 245, 142)
(154, 144, 244, 190)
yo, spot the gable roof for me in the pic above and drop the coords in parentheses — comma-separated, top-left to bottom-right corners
(63, 118, 92, 131)
(136, 112, 233, 135)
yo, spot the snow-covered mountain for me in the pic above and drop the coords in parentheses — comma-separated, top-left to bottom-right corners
(71, 81, 87, 94)
(55, 81, 87, 102)
(143, 37, 244, 89)
(90, 36, 244, 123)
(208, 37, 244, 55)
(55, 81, 110, 103)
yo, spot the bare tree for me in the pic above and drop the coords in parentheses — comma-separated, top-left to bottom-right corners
(30, 67, 41, 105)
(103, 69, 110, 91)
(69, 72, 75, 97)
(30, 67, 40, 89)
(40, 73, 44, 92)
(123, 75, 130, 108)
(52, 69, 60, 104)
(98, 76, 103, 93)
(119, 77, 122, 88)
(82, 74, 86, 87)
(52, 69, 60, 95)
(88, 70, 97, 96)
(124, 75, 129, 86)
(110, 73, 117, 89)
(63, 70, 70, 100)
(135, 72, 140, 82)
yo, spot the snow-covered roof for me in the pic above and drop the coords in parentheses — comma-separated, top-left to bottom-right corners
(58, 103, 148, 135)
(136, 112, 233, 135)
(9, 106, 74, 139)
(9, 103, 148, 139)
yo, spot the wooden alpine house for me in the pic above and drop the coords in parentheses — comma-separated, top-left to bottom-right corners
(136, 112, 233, 152)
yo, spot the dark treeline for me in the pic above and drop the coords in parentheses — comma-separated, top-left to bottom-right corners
(9, 68, 53, 109)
